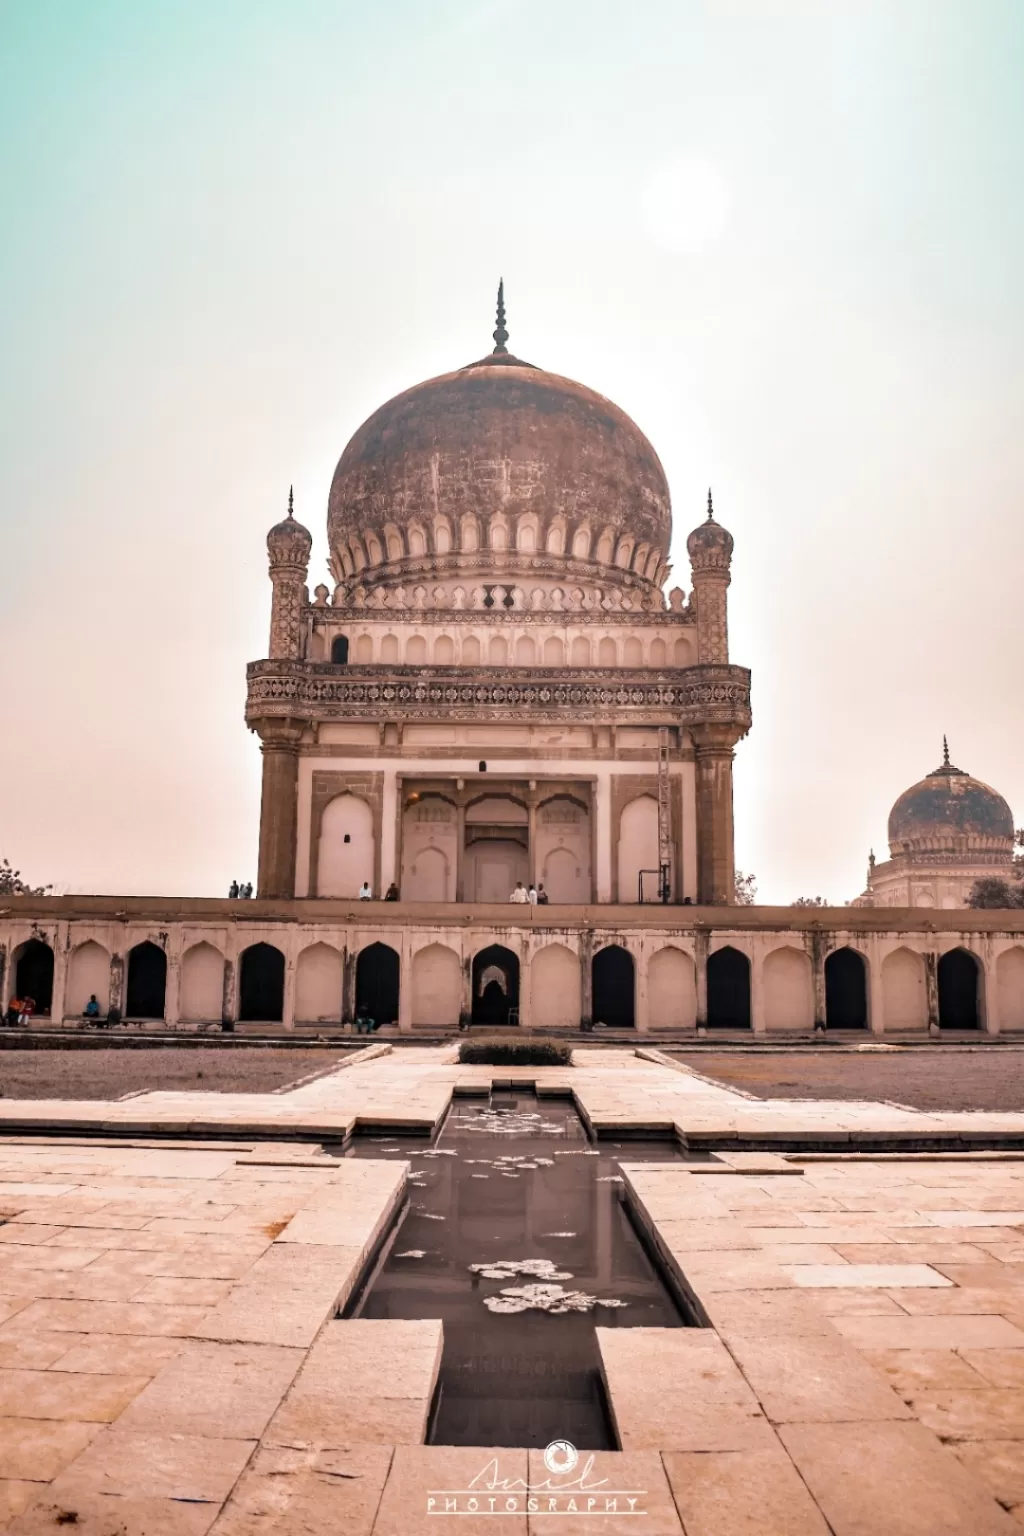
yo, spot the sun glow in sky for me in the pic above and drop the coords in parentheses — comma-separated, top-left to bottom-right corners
(0, 0, 1022, 902)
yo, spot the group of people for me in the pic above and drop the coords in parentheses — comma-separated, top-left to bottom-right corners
(358, 883, 400, 900)
(4, 995, 35, 1026)
(228, 881, 254, 899)
(509, 882, 549, 904)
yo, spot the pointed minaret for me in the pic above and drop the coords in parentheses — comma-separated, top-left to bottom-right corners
(492, 279, 509, 355)
(943, 734, 950, 768)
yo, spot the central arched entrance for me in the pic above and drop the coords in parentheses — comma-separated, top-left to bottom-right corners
(355, 943, 400, 1025)
(592, 944, 635, 1029)
(472, 945, 519, 1027)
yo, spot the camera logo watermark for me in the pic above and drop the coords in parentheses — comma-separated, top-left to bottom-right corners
(427, 1440, 647, 1516)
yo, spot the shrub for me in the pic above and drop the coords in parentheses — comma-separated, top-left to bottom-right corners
(458, 1036, 571, 1067)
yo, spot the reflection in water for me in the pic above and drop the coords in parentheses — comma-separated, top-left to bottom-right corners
(348, 1091, 690, 1449)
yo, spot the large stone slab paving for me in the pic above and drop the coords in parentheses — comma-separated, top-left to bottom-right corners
(371, 1446, 529, 1535)
(114, 1341, 304, 1440)
(662, 1440, 831, 1536)
(211, 1443, 394, 1536)
(779, 1419, 1019, 1534)
(597, 1329, 768, 1451)
(194, 1243, 364, 1348)
(264, 1319, 442, 1448)
(525, 1447, 684, 1534)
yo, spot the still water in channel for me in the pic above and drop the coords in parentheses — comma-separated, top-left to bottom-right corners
(347, 1090, 690, 1449)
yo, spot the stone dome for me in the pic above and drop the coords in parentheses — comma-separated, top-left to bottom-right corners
(888, 745, 1015, 858)
(326, 345, 672, 596)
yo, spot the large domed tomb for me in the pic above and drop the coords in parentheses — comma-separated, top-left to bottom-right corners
(246, 292, 752, 916)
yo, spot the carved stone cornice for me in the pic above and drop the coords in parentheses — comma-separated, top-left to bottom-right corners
(246, 661, 752, 732)
(311, 604, 696, 627)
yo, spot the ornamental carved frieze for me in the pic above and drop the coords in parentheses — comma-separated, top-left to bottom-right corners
(245, 661, 751, 733)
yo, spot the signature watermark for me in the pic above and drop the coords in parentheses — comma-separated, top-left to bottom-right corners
(427, 1440, 647, 1516)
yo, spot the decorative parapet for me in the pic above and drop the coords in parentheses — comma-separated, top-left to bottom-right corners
(245, 661, 752, 732)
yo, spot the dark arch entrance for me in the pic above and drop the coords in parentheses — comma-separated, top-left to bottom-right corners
(125, 942, 167, 1020)
(825, 947, 868, 1029)
(239, 944, 285, 1022)
(592, 945, 635, 1029)
(14, 939, 54, 1016)
(707, 946, 751, 1029)
(471, 945, 519, 1027)
(356, 943, 400, 1025)
(939, 948, 981, 1029)
(331, 635, 349, 665)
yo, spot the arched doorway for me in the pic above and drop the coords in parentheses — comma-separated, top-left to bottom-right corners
(13, 939, 54, 1016)
(707, 947, 751, 1029)
(471, 945, 519, 1027)
(239, 944, 285, 1022)
(592, 945, 635, 1028)
(825, 948, 868, 1028)
(356, 943, 400, 1025)
(125, 942, 167, 1020)
(939, 949, 981, 1029)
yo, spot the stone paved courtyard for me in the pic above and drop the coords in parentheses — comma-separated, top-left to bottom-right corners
(0, 1046, 1022, 1530)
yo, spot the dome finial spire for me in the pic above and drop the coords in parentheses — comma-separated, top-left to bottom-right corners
(707, 487, 714, 522)
(943, 734, 950, 768)
(492, 279, 509, 355)
(287, 484, 294, 520)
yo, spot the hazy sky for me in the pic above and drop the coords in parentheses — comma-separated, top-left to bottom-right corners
(1, 0, 1021, 903)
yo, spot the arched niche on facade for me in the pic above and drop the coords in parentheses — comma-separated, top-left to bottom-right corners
(531, 944, 580, 1030)
(472, 944, 519, 1027)
(938, 948, 982, 1029)
(623, 636, 644, 667)
(296, 942, 343, 1025)
(66, 941, 110, 1018)
(998, 947, 1024, 1031)
(380, 634, 400, 663)
(881, 947, 926, 1031)
(407, 635, 427, 664)
(434, 634, 455, 664)
(537, 796, 591, 903)
(598, 637, 618, 667)
(239, 944, 284, 1023)
(463, 635, 481, 665)
(318, 793, 375, 899)
(648, 946, 696, 1031)
(411, 943, 461, 1028)
(762, 945, 813, 1032)
(707, 946, 751, 1029)
(592, 944, 635, 1029)
(12, 938, 54, 1016)
(126, 941, 167, 1020)
(356, 942, 399, 1025)
(402, 795, 457, 902)
(181, 942, 225, 1023)
(354, 634, 373, 662)
(825, 947, 868, 1028)
(543, 636, 565, 666)
(650, 637, 667, 667)
(617, 795, 660, 904)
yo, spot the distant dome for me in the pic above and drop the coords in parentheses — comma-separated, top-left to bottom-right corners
(888, 745, 1014, 858)
(326, 319, 671, 596)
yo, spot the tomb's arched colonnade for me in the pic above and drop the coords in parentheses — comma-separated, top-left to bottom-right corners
(3, 907, 1023, 1036)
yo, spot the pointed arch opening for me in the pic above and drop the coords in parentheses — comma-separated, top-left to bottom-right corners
(12, 938, 54, 1017)
(938, 948, 981, 1030)
(125, 941, 167, 1020)
(356, 942, 399, 1026)
(592, 944, 635, 1029)
(472, 944, 519, 1027)
(707, 946, 751, 1029)
(825, 947, 868, 1029)
(239, 943, 285, 1023)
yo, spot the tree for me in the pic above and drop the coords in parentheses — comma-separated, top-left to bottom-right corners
(792, 896, 829, 907)
(967, 876, 1024, 910)
(1014, 828, 1024, 879)
(0, 859, 51, 897)
(734, 870, 757, 905)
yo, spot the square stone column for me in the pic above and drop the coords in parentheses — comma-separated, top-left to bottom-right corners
(255, 719, 304, 900)
(594, 774, 612, 903)
(381, 771, 399, 891)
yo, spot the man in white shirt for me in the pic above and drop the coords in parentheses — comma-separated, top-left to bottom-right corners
(358, 881, 372, 900)
(509, 882, 528, 903)
(527, 885, 538, 904)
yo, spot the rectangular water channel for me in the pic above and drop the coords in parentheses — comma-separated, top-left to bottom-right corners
(347, 1089, 695, 1449)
